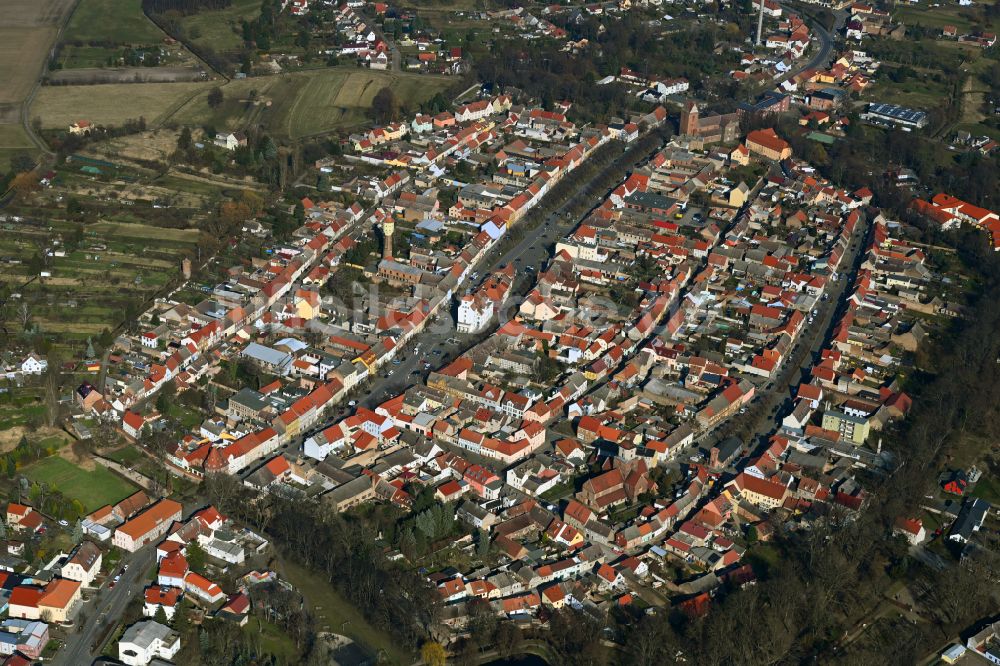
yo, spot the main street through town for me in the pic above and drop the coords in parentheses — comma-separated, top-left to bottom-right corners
(693, 206, 872, 465)
(287, 133, 670, 453)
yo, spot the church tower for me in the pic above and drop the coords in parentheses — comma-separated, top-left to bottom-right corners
(680, 101, 699, 136)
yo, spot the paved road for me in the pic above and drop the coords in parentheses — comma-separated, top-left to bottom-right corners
(771, 3, 838, 89)
(54, 546, 157, 666)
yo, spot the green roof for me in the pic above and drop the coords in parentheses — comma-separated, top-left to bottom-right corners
(806, 132, 836, 145)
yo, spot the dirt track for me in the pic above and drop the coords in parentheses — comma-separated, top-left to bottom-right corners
(47, 66, 208, 85)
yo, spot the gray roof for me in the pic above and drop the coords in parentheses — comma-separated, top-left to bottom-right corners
(120, 620, 178, 651)
(241, 342, 292, 368)
(230, 387, 268, 413)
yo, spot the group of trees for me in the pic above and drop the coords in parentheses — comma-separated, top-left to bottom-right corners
(471, 10, 751, 123)
(204, 476, 441, 651)
(371, 86, 404, 125)
(172, 124, 285, 189)
(25, 480, 86, 523)
(770, 110, 1000, 216)
(395, 499, 459, 560)
(0, 436, 59, 482)
(142, 0, 231, 15)
(241, 0, 285, 51)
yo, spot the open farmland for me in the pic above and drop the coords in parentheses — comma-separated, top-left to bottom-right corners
(32, 80, 213, 129)
(0, 0, 75, 110)
(0, 0, 76, 166)
(34, 66, 452, 138)
(894, 1, 985, 32)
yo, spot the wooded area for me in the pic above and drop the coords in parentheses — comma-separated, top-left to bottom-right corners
(142, 0, 233, 16)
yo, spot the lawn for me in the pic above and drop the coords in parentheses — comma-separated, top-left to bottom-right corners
(105, 445, 143, 468)
(745, 542, 782, 578)
(280, 560, 412, 666)
(32, 80, 213, 129)
(972, 474, 1000, 504)
(62, 0, 164, 45)
(0, 124, 38, 171)
(0, 404, 48, 431)
(867, 75, 950, 111)
(178, 0, 261, 54)
(243, 618, 298, 662)
(22, 456, 138, 512)
(0, 125, 36, 152)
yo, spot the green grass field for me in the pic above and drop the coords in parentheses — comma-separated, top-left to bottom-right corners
(867, 73, 949, 111)
(63, 0, 164, 44)
(56, 45, 118, 69)
(34, 66, 451, 138)
(88, 221, 203, 243)
(895, 2, 983, 32)
(22, 457, 138, 512)
(171, 67, 453, 139)
(243, 618, 299, 662)
(178, 0, 261, 53)
(0, 124, 38, 171)
(105, 446, 143, 467)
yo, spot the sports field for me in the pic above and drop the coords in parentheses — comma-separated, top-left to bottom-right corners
(23, 457, 138, 512)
